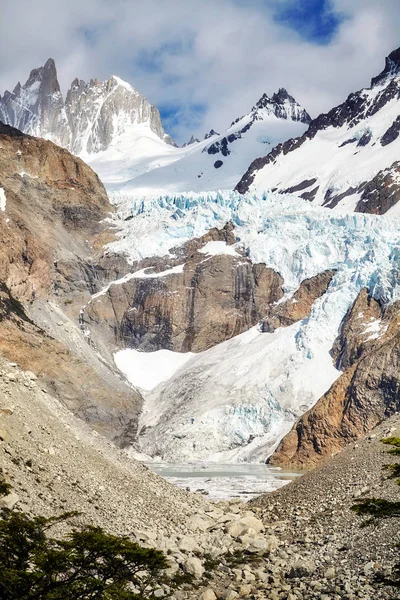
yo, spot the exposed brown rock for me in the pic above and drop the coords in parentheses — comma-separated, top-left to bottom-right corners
(331, 287, 383, 369)
(270, 289, 400, 468)
(0, 123, 109, 301)
(86, 227, 284, 353)
(0, 124, 142, 443)
(261, 270, 336, 332)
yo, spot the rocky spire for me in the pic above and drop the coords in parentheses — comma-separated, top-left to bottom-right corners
(371, 47, 400, 87)
(0, 58, 70, 147)
(0, 58, 176, 154)
(253, 89, 311, 123)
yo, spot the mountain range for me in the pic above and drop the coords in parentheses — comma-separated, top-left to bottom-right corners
(1, 41, 400, 598)
(1, 48, 400, 467)
(0, 59, 311, 194)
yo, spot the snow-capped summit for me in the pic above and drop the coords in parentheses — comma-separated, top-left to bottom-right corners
(111, 88, 311, 195)
(64, 73, 175, 155)
(253, 88, 311, 123)
(236, 46, 400, 215)
(0, 59, 176, 157)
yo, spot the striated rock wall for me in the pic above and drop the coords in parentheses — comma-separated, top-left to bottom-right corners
(86, 225, 284, 353)
(261, 270, 336, 332)
(270, 289, 400, 467)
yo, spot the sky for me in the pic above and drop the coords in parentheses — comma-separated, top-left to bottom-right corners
(0, 0, 399, 144)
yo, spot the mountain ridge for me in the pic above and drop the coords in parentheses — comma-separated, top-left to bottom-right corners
(0, 58, 175, 156)
(235, 46, 400, 215)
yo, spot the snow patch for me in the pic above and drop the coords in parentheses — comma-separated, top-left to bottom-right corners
(0, 188, 6, 212)
(115, 348, 194, 391)
(199, 241, 240, 257)
(91, 264, 184, 300)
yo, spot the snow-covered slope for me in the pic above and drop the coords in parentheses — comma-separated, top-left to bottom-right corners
(0, 59, 175, 163)
(108, 89, 310, 195)
(236, 47, 400, 214)
(111, 190, 400, 462)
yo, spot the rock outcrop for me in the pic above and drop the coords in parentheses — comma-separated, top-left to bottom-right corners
(270, 288, 400, 467)
(261, 270, 336, 332)
(0, 123, 142, 442)
(85, 224, 284, 353)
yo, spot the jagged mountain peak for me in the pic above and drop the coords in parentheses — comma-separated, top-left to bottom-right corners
(271, 87, 294, 103)
(24, 57, 59, 93)
(236, 45, 400, 213)
(371, 46, 400, 87)
(182, 134, 200, 147)
(253, 89, 311, 123)
(0, 58, 176, 155)
(204, 128, 219, 140)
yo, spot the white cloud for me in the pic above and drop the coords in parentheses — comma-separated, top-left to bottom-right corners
(0, 0, 400, 144)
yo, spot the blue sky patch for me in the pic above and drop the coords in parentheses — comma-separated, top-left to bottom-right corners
(273, 0, 347, 45)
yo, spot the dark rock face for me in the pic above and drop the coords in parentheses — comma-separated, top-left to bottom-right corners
(269, 289, 400, 468)
(322, 186, 361, 210)
(282, 179, 317, 194)
(214, 160, 223, 169)
(371, 46, 400, 86)
(235, 47, 400, 200)
(261, 270, 336, 332)
(381, 115, 400, 146)
(355, 161, 400, 214)
(204, 128, 219, 139)
(85, 225, 284, 353)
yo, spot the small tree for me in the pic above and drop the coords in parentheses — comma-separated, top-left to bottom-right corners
(351, 436, 400, 588)
(0, 488, 171, 599)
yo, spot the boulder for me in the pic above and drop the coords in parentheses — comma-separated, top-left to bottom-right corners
(0, 492, 19, 510)
(200, 589, 217, 600)
(183, 556, 204, 579)
(177, 535, 197, 553)
(186, 514, 213, 532)
(226, 515, 264, 538)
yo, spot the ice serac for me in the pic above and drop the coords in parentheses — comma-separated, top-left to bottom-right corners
(236, 46, 400, 214)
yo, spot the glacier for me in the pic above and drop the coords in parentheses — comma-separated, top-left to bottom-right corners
(111, 190, 400, 463)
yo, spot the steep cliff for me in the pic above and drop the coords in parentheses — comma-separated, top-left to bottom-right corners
(270, 289, 400, 467)
(0, 123, 142, 443)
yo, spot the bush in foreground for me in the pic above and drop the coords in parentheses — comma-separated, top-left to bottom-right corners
(0, 502, 170, 599)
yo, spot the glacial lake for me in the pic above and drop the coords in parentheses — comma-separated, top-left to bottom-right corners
(146, 462, 303, 501)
